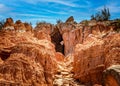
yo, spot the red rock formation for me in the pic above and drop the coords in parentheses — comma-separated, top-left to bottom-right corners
(73, 33, 120, 85)
(3, 18, 32, 32)
(62, 28, 82, 55)
(0, 30, 58, 85)
(35, 23, 53, 35)
(3, 18, 14, 30)
(14, 20, 26, 31)
(3, 18, 14, 27)
(24, 22, 33, 32)
(34, 30, 51, 41)
(60, 23, 114, 56)
(55, 52, 64, 62)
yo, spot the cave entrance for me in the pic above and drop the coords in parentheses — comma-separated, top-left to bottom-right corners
(51, 27, 64, 55)
(0, 49, 11, 61)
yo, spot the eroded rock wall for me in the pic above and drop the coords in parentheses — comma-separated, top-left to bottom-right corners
(0, 30, 58, 86)
(73, 33, 120, 85)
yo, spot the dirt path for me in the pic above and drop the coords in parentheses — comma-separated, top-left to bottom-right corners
(53, 55, 85, 86)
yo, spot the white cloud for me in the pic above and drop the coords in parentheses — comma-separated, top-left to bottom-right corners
(96, 1, 120, 13)
(22, 0, 79, 7)
(45, 0, 78, 7)
(107, 3, 120, 13)
(41, 9, 68, 14)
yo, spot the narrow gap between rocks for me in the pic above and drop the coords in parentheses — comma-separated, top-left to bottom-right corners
(51, 27, 64, 55)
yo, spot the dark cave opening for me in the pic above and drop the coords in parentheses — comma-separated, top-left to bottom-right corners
(51, 27, 64, 55)
(0, 50, 11, 61)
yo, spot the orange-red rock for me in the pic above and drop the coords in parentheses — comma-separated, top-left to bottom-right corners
(55, 52, 64, 62)
(3, 18, 14, 27)
(24, 22, 33, 32)
(0, 30, 58, 85)
(3, 18, 14, 30)
(62, 28, 82, 55)
(35, 23, 53, 35)
(73, 33, 120, 85)
(14, 20, 26, 31)
(61, 23, 114, 56)
(34, 30, 51, 41)
(3, 18, 33, 32)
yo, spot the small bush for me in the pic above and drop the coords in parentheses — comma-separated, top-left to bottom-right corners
(0, 19, 5, 30)
(91, 7, 110, 21)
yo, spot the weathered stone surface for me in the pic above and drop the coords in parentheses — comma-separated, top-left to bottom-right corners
(0, 31, 58, 85)
(55, 52, 64, 62)
(14, 20, 26, 32)
(34, 30, 51, 41)
(60, 23, 114, 56)
(103, 34, 120, 67)
(24, 22, 33, 32)
(35, 23, 53, 35)
(62, 28, 82, 55)
(73, 33, 120, 85)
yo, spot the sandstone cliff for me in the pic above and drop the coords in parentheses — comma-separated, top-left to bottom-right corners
(59, 22, 114, 55)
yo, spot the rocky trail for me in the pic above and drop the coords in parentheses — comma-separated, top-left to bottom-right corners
(53, 55, 84, 86)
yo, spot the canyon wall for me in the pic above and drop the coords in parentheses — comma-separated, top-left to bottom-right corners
(73, 33, 120, 85)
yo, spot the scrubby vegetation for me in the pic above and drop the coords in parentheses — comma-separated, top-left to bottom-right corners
(56, 19, 63, 24)
(36, 21, 48, 25)
(0, 19, 4, 30)
(91, 7, 110, 21)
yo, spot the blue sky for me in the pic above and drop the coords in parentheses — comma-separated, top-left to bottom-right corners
(0, 0, 120, 26)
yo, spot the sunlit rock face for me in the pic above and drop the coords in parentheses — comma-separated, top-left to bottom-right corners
(59, 22, 114, 56)
(0, 30, 58, 85)
(34, 23, 54, 35)
(73, 33, 120, 85)
(34, 30, 51, 41)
